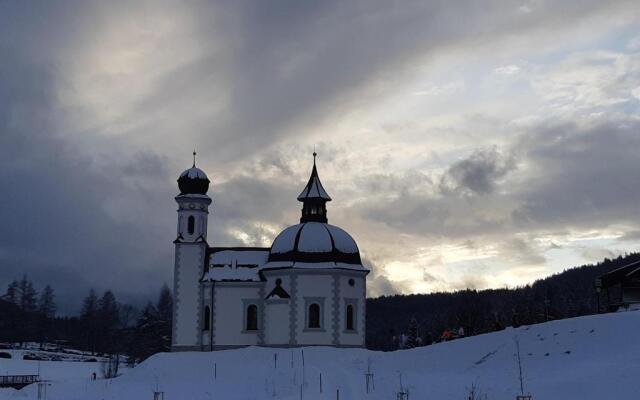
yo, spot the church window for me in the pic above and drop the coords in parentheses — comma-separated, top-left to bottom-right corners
(346, 304, 354, 330)
(348, 278, 355, 287)
(188, 216, 195, 235)
(308, 303, 321, 328)
(246, 304, 258, 331)
(203, 306, 211, 331)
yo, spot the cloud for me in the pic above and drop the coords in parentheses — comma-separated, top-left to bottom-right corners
(441, 147, 516, 195)
(494, 65, 521, 75)
(1, 0, 640, 310)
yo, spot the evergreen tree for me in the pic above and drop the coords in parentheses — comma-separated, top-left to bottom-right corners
(18, 275, 37, 312)
(97, 290, 119, 354)
(128, 302, 165, 363)
(406, 316, 418, 348)
(36, 285, 57, 346)
(157, 284, 173, 323)
(156, 284, 173, 352)
(80, 289, 98, 354)
(38, 285, 57, 318)
(5, 280, 19, 305)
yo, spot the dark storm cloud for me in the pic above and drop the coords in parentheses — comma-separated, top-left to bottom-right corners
(0, 48, 176, 313)
(512, 118, 640, 230)
(441, 147, 516, 195)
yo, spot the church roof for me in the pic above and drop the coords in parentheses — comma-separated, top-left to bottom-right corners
(204, 248, 269, 282)
(297, 155, 331, 202)
(268, 222, 361, 264)
(177, 153, 210, 195)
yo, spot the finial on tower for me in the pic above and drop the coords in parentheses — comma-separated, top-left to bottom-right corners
(193, 150, 197, 167)
(313, 145, 317, 165)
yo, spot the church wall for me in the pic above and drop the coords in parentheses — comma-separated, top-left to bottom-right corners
(210, 283, 262, 346)
(173, 243, 206, 349)
(264, 300, 290, 344)
(295, 274, 335, 346)
(337, 274, 366, 347)
(262, 274, 293, 345)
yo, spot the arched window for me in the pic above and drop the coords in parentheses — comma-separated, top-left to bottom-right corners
(346, 304, 354, 330)
(308, 303, 320, 328)
(203, 306, 211, 331)
(188, 216, 195, 235)
(246, 304, 258, 331)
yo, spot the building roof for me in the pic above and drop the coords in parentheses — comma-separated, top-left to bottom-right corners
(297, 156, 331, 202)
(177, 152, 210, 195)
(203, 247, 269, 282)
(268, 222, 361, 264)
(599, 260, 640, 287)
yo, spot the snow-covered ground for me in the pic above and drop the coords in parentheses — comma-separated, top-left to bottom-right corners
(3, 311, 639, 399)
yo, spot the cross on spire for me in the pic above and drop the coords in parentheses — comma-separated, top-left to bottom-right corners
(193, 150, 197, 167)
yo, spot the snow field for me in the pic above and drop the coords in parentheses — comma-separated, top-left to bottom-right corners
(2, 311, 639, 399)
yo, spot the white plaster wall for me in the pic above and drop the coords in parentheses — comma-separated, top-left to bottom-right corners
(337, 274, 366, 346)
(295, 274, 334, 346)
(173, 244, 205, 347)
(213, 284, 261, 346)
(176, 195, 211, 241)
(264, 301, 290, 344)
(262, 274, 292, 345)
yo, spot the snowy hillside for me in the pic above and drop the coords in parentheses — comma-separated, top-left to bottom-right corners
(4, 311, 640, 399)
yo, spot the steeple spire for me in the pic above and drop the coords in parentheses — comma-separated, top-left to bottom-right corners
(298, 151, 331, 223)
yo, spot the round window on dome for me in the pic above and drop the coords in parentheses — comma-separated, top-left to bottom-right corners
(348, 278, 355, 287)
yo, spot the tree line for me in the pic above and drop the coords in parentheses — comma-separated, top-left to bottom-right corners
(0, 277, 173, 364)
(366, 252, 638, 350)
(1, 252, 635, 360)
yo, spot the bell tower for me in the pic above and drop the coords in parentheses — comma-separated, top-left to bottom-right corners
(172, 152, 211, 351)
(297, 151, 332, 223)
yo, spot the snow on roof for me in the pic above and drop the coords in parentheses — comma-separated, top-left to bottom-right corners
(205, 249, 269, 282)
(270, 225, 300, 254)
(261, 261, 368, 271)
(270, 223, 359, 255)
(297, 223, 333, 252)
(180, 167, 208, 180)
(325, 225, 359, 253)
(205, 265, 262, 282)
(210, 250, 269, 266)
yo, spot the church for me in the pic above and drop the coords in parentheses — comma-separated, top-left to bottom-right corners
(171, 153, 369, 351)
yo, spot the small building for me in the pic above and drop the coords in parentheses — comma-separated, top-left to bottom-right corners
(596, 261, 640, 312)
(171, 152, 369, 351)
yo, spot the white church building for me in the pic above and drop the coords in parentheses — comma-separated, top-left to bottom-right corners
(171, 153, 369, 351)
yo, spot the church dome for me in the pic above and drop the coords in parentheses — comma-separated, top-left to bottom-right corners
(177, 153, 210, 195)
(268, 222, 361, 264)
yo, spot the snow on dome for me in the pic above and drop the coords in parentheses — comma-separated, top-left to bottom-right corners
(325, 225, 359, 253)
(177, 166, 210, 195)
(269, 222, 361, 264)
(180, 167, 208, 180)
(297, 223, 334, 252)
(270, 224, 301, 254)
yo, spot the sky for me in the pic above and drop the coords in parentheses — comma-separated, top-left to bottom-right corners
(1, 1, 639, 314)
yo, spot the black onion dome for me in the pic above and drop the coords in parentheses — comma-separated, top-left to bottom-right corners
(269, 222, 362, 264)
(177, 166, 210, 195)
